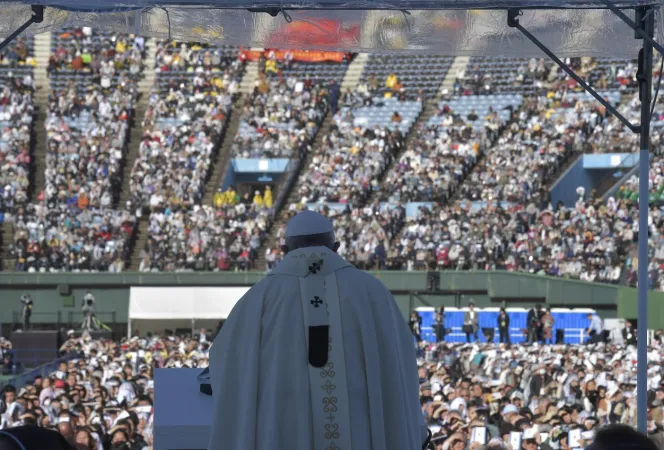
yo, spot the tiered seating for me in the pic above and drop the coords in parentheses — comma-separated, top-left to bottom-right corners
(9, 203, 136, 272)
(307, 202, 406, 270)
(297, 98, 414, 206)
(6, 38, 664, 290)
(381, 96, 513, 204)
(7, 29, 143, 273)
(45, 28, 143, 207)
(280, 59, 349, 85)
(230, 57, 331, 159)
(272, 96, 425, 271)
(135, 42, 247, 272)
(350, 98, 421, 134)
(389, 91, 636, 279)
(430, 94, 521, 130)
(360, 54, 454, 99)
(391, 199, 627, 280)
(462, 57, 548, 95)
(212, 57, 344, 269)
(0, 39, 35, 220)
(587, 57, 638, 92)
(154, 43, 240, 79)
(140, 203, 264, 272)
(130, 41, 242, 211)
(462, 56, 641, 97)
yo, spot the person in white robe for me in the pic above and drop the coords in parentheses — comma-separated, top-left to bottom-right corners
(207, 210, 428, 450)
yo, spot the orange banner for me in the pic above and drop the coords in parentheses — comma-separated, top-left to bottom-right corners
(270, 19, 360, 47)
(240, 49, 349, 63)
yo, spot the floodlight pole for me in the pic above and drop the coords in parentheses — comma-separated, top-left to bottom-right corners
(635, 4, 653, 435)
(508, 4, 655, 433)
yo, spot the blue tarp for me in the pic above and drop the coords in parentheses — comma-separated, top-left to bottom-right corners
(416, 308, 593, 344)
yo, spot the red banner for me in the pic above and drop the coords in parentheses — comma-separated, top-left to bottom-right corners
(240, 49, 350, 63)
(269, 19, 360, 47)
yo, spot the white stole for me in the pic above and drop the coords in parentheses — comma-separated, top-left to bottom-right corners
(300, 268, 352, 450)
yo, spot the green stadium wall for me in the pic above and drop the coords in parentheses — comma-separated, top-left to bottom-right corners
(0, 271, 661, 328)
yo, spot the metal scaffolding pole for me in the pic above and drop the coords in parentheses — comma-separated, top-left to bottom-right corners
(508, 4, 658, 432)
(636, 4, 654, 434)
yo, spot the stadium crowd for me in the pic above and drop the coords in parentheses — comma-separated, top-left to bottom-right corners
(140, 52, 335, 271)
(3, 312, 664, 450)
(0, 330, 211, 450)
(230, 57, 328, 160)
(44, 28, 144, 207)
(389, 198, 628, 282)
(295, 108, 404, 205)
(138, 198, 269, 272)
(456, 57, 640, 96)
(296, 85, 664, 284)
(128, 40, 241, 211)
(131, 41, 249, 271)
(2, 30, 664, 297)
(3, 29, 143, 273)
(0, 73, 33, 220)
(7, 203, 135, 272)
(0, 36, 35, 221)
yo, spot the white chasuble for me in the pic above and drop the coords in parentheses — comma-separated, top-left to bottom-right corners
(207, 246, 428, 450)
(299, 265, 351, 450)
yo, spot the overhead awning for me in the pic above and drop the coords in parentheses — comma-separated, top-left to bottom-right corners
(128, 287, 250, 320)
(0, 2, 661, 56)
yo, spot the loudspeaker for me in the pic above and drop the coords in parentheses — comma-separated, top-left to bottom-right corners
(426, 272, 440, 292)
(10, 331, 61, 367)
(57, 284, 71, 296)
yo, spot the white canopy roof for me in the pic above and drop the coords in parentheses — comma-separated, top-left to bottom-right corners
(2, 2, 662, 56)
(129, 287, 250, 320)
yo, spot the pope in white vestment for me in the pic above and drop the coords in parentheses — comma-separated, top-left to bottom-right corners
(207, 210, 428, 450)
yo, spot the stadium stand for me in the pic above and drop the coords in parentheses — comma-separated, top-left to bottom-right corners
(132, 41, 244, 272)
(0, 32, 662, 290)
(359, 53, 454, 99)
(0, 36, 35, 221)
(4, 28, 143, 272)
(378, 96, 509, 203)
(129, 40, 240, 211)
(461, 57, 550, 96)
(459, 57, 641, 96)
(229, 57, 330, 159)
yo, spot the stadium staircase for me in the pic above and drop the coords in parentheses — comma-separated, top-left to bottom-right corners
(252, 112, 335, 270)
(204, 59, 279, 206)
(239, 61, 259, 94)
(31, 32, 51, 202)
(370, 99, 437, 204)
(128, 53, 258, 267)
(1, 221, 12, 270)
(202, 106, 243, 206)
(129, 217, 149, 270)
(439, 56, 469, 96)
(118, 39, 156, 209)
(363, 100, 440, 254)
(122, 40, 157, 270)
(341, 53, 368, 91)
